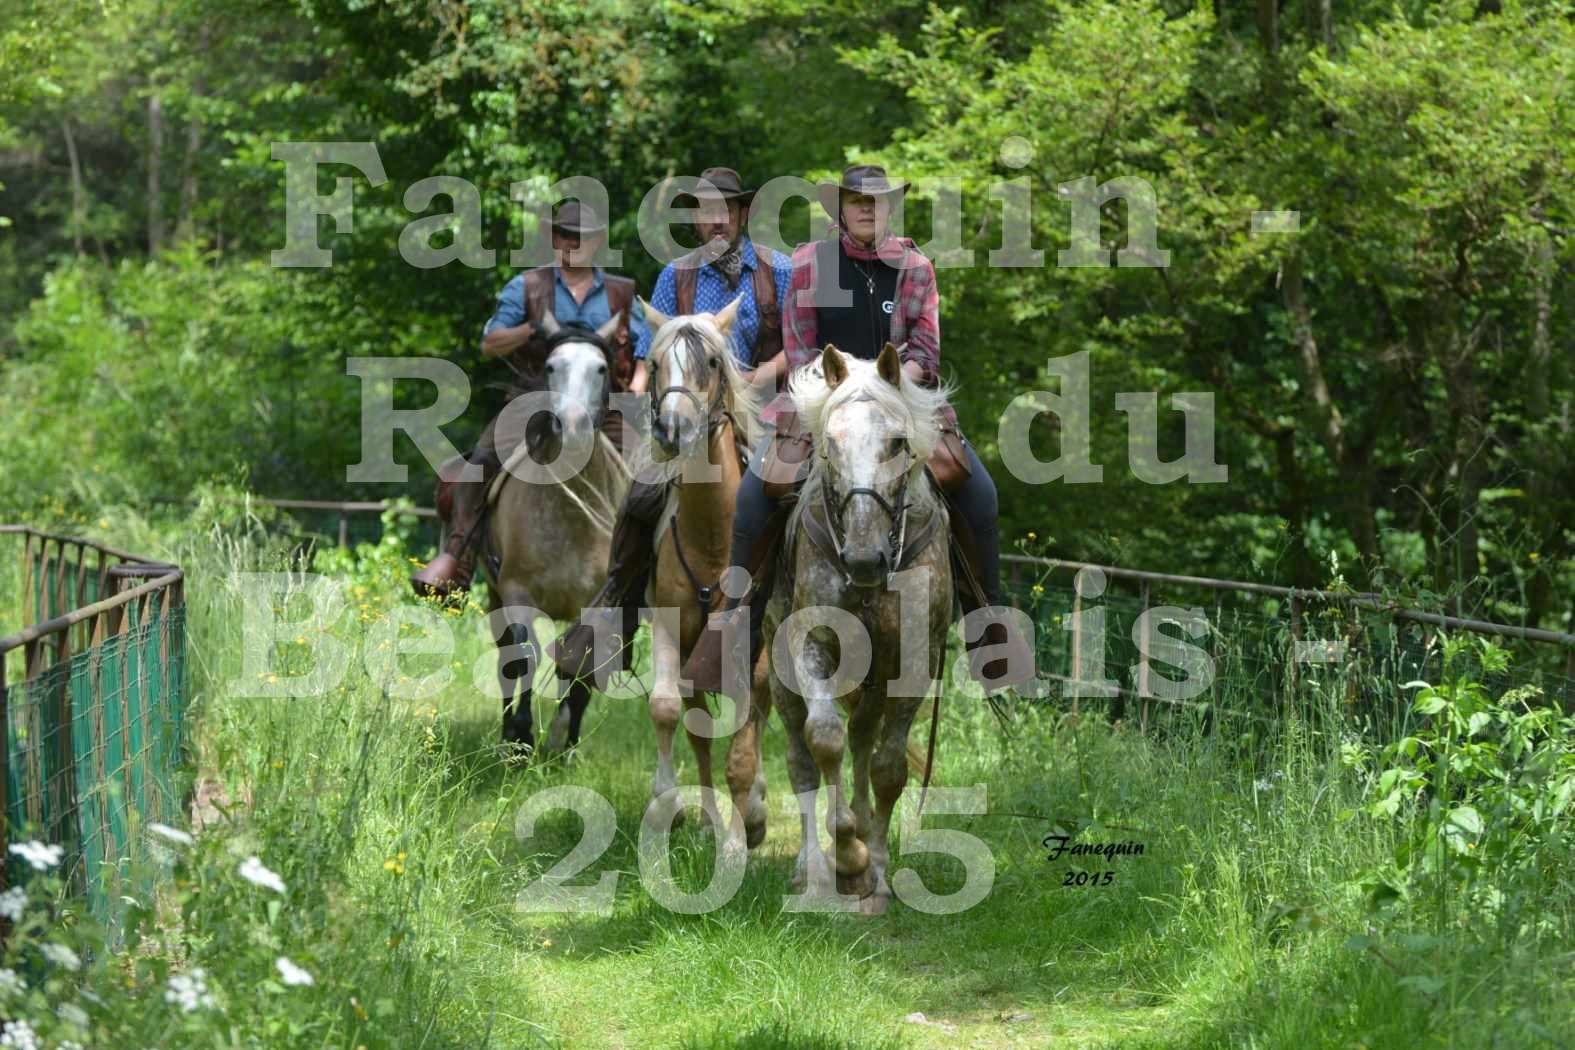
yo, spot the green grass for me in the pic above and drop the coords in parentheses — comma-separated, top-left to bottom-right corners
(4, 500, 1573, 1048)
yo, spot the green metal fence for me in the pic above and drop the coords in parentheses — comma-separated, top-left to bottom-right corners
(1003, 555, 1575, 728)
(0, 527, 187, 933)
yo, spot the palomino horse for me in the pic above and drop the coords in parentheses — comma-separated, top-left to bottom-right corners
(637, 296, 768, 844)
(760, 343, 952, 913)
(483, 314, 632, 754)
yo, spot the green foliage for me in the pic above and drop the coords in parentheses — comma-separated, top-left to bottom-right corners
(1348, 637, 1575, 912)
(0, 248, 455, 520)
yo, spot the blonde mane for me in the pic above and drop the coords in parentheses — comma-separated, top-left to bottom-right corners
(645, 314, 763, 450)
(788, 352, 951, 465)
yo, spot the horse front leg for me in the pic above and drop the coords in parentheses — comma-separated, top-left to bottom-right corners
(544, 672, 591, 756)
(725, 648, 772, 851)
(775, 682, 832, 897)
(848, 691, 881, 845)
(646, 606, 686, 829)
(496, 613, 538, 757)
(867, 694, 924, 915)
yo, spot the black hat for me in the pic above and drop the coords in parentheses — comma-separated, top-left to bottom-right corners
(674, 166, 757, 210)
(817, 163, 908, 219)
(549, 200, 607, 235)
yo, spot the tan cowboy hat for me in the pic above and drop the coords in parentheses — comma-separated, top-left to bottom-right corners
(673, 166, 757, 210)
(816, 163, 909, 220)
(548, 199, 607, 236)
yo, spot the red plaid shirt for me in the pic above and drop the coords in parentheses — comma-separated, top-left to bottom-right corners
(764, 228, 958, 430)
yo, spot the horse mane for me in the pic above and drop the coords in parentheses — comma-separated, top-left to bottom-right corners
(789, 352, 951, 465)
(646, 315, 763, 449)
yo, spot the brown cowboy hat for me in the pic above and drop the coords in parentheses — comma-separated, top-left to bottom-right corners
(816, 163, 908, 219)
(549, 199, 607, 236)
(673, 166, 757, 210)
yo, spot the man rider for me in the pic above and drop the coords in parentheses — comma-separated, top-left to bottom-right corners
(679, 163, 1037, 698)
(551, 167, 791, 680)
(410, 200, 653, 597)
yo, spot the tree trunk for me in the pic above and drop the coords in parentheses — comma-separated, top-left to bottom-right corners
(177, 29, 208, 242)
(61, 119, 85, 256)
(1281, 254, 1346, 462)
(1523, 230, 1564, 630)
(1438, 323, 1488, 615)
(147, 91, 164, 256)
(1256, 0, 1279, 54)
(1307, 0, 1332, 51)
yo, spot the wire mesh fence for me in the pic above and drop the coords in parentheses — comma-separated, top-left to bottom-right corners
(1003, 555, 1575, 731)
(1, 527, 188, 936)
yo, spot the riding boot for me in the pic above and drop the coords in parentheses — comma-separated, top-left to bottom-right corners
(550, 477, 669, 682)
(944, 490, 1037, 691)
(410, 488, 484, 599)
(411, 442, 501, 599)
(680, 505, 790, 702)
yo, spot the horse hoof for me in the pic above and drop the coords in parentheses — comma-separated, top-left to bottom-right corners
(836, 865, 875, 899)
(744, 813, 768, 851)
(645, 792, 686, 832)
(498, 741, 534, 768)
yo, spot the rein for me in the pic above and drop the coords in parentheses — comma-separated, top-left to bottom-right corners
(658, 332, 749, 615)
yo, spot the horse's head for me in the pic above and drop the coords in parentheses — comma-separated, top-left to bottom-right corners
(536, 312, 621, 453)
(794, 343, 946, 590)
(641, 295, 746, 462)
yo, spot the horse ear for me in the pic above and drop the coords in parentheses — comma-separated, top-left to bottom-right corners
(594, 309, 623, 344)
(639, 296, 672, 333)
(821, 344, 848, 388)
(876, 342, 903, 386)
(537, 310, 561, 338)
(712, 292, 744, 336)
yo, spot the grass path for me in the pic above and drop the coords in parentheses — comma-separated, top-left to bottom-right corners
(173, 536, 1569, 1050)
(423, 658, 1184, 1050)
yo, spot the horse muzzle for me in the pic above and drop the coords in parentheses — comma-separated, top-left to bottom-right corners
(841, 546, 892, 591)
(651, 410, 696, 460)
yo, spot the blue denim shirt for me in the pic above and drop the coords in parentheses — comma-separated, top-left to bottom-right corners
(483, 268, 652, 359)
(650, 237, 792, 367)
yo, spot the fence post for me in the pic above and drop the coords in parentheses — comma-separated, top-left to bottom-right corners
(338, 513, 349, 549)
(1, 641, 8, 909)
(1207, 591, 1223, 735)
(1070, 584, 1083, 717)
(1136, 580, 1152, 732)
(48, 607, 75, 875)
(1288, 593, 1302, 703)
(20, 531, 33, 630)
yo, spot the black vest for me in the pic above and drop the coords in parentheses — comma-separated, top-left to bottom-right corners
(812, 238, 899, 360)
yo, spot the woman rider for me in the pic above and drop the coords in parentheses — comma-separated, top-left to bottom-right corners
(682, 163, 1035, 697)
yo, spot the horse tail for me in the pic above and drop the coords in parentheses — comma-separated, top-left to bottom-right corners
(906, 695, 938, 781)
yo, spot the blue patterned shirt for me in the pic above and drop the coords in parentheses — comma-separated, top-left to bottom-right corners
(650, 237, 793, 367)
(483, 268, 652, 359)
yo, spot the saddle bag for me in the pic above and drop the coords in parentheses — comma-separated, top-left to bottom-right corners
(925, 424, 974, 495)
(761, 409, 815, 500)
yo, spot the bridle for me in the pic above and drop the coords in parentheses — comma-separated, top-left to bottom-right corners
(649, 328, 733, 448)
(657, 325, 745, 619)
(815, 396, 917, 590)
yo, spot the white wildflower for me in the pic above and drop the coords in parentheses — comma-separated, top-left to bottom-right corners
(147, 823, 195, 847)
(0, 888, 26, 921)
(57, 1002, 90, 1029)
(238, 856, 286, 894)
(8, 841, 63, 871)
(0, 969, 23, 998)
(0, 1019, 38, 1050)
(164, 967, 216, 1013)
(40, 943, 81, 971)
(1254, 778, 1273, 792)
(275, 956, 314, 987)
